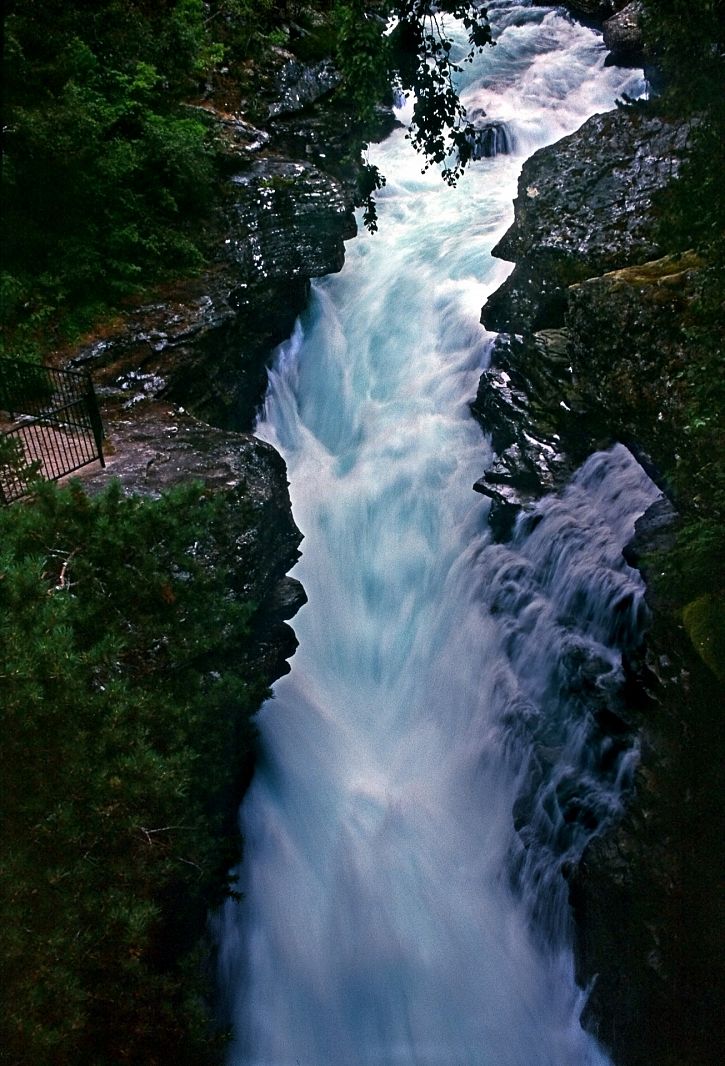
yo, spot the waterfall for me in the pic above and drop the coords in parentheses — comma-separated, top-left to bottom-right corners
(216, 5, 651, 1064)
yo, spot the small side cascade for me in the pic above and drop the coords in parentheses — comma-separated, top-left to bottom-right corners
(466, 119, 518, 158)
(481, 444, 662, 945)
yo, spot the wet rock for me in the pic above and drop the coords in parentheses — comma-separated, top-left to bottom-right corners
(603, 1, 645, 64)
(268, 59, 342, 118)
(465, 120, 516, 159)
(470, 330, 592, 536)
(69, 270, 310, 431)
(481, 110, 696, 333)
(228, 158, 356, 281)
(268, 103, 400, 188)
(566, 251, 703, 475)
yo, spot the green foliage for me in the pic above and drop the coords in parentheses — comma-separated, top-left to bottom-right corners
(0, 481, 269, 1064)
(2, 1, 492, 332)
(330, 2, 492, 225)
(2, 0, 220, 352)
(0, 436, 42, 496)
(335, 1, 492, 178)
(391, 1, 492, 184)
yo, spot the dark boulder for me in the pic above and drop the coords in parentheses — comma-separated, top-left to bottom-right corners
(268, 58, 342, 118)
(603, 1, 645, 64)
(228, 159, 357, 281)
(471, 330, 592, 535)
(481, 109, 695, 333)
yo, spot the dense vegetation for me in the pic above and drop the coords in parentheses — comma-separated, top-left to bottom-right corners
(0, 480, 273, 1064)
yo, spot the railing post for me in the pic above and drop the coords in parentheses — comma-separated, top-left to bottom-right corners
(84, 371, 106, 468)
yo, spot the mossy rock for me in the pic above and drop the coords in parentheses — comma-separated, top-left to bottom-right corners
(682, 593, 725, 680)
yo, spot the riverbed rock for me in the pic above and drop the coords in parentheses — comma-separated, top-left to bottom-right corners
(481, 109, 696, 334)
(471, 330, 588, 536)
(603, 1, 645, 64)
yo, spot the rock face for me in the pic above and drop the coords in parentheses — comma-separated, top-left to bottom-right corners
(566, 251, 703, 475)
(228, 159, 356, 280)
(481, 109, 695, 334)
(474, 108, 696, 534)
(470, 329, 586, 538)
(70, 269, 310, 431)
(268, 58, 342, 118)
(603, 1, 645, 63)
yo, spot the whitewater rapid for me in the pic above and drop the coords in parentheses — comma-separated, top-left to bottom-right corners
(217, 4, 653, 1063)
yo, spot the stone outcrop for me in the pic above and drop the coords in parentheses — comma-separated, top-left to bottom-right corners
(82, 395, 306, 684)
(68, 150, 356, 430)
(81, 394, 304, 682)
(470, 329, 587, 537)
(603, 1, 645, 64)
(70, 269, 309, 431)
(481, 109, 695, 334)
(566, 251, 703, 476)
(268, 58, 342, 118)
(227, 158, 356, 280)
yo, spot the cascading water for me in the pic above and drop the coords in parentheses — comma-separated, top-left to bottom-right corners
(217, 4, 654, 1063)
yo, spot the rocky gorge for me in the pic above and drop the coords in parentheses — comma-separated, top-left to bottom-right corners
(43, 8, 721, 1066)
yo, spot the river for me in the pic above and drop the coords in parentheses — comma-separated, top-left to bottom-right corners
(216, 4, 655, 1063)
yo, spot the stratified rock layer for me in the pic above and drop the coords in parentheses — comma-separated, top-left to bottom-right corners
(228, 159, 356, 280)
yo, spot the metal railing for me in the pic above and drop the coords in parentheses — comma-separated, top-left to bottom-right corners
(0, 358, 105, 504)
